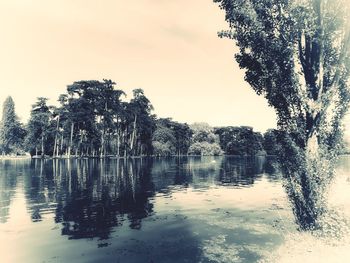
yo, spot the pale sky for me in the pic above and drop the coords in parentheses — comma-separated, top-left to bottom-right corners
(0, 0, 278, 132)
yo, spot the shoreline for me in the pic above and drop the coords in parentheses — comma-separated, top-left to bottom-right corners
(0, 155, 31, 160)
(1, 153, 349, 161)
(0, 154, 267, 160)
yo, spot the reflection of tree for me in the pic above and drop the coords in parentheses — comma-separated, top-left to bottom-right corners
(218, 156, 265, 186)
(151, 157, 193, 191)
(155, 156, 269, 188)
(24, 159, 57, 222)
(0, 159, 61, 224)
(52, 158, 155, 239)
(1, 156, 287, 242)
(0, 160, 21, 223)
(186, 156, 222, 188)
(152, 156, 270, 188)
(173, 157, 193, 186)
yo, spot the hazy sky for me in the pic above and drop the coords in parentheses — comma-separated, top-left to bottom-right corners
(0, 0, 277, 132)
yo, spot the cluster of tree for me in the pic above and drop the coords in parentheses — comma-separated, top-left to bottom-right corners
(215, 126, 264, 156)
(152, 118, 192, 156)
(188, 123, 223, 156)
(0, 84, 280, 158)
(1, 80, 156, 157)
(152, 121, 280, 156)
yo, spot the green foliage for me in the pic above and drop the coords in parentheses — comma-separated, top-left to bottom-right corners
(7, 80, 190, 158)
(152, 118, 192, 156)
(191, 122, 218, 143)
(0, 96, 26, 155)
(215, 126, 264, 155)
(153, 126, 175, 145)
(168, 120, 193, 155)
(152, 141, 175, 156)
(65, 80, 122, 156)
(21, 81, 157, 158)
(188, 141, 223, 156)
(189, 123, 223, 156)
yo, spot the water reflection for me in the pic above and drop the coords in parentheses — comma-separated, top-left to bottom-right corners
(0, 160, 22, 223)
(0, 156, 278, 231)
(1, 156, 350, 262)
(218, 156, 265, 186)
(50, 159, 154, 239)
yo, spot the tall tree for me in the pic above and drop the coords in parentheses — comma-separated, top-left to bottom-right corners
(0, 96, 26, 155)
(66, 80, 105, 157)
(215, 0, 350, 230)
(93, 80, 125, 157)
(126, 89, 155, 156)
(25, 98, 52, 157)
(64, 80, 126, 157)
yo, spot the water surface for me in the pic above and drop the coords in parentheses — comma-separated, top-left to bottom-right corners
(2, 156, 347, 262)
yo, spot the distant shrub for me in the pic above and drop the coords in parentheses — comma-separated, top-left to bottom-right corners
(152, 141, 175, 156)
(188, 142, 223, 156)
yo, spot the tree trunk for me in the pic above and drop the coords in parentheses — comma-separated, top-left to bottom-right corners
(116, 132, 120, 157)
(79, 129, 83, 157)
(56, 144, 60, 159)
(278, 129, 337, 231)
(130, 115, 137, 156)
(41, 134, 45, 158)
(100, 130, 105, 158)
(53, 115, 60, 158)
(60, 134, 64, 157)
(68, 122, 74, 158)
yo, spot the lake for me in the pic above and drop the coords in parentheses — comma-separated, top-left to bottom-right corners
(1, 156, 350, 263)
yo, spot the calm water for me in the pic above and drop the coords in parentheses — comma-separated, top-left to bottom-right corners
(0, 156, 348, 263)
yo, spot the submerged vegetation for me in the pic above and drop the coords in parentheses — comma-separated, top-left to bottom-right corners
(0, 82, 274, 158)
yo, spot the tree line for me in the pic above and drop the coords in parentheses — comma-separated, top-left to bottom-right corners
(0, 80, 278, 158)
